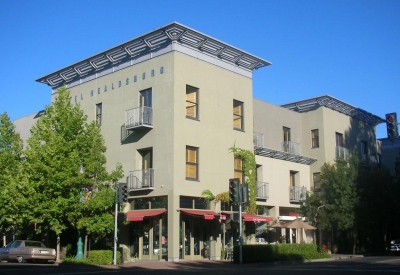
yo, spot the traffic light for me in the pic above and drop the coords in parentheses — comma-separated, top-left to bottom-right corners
(240, 184, 249, 207)
(229, 178, 240, 205)
(118, 183, 128, 203)
(386, 113, 398, 138)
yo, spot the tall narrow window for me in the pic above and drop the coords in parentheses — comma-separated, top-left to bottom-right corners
(186, 146, 198, 180)
(290, 171, 296, 187)
(140, 88, 152, 107)
(313, 172, 321, 190)
(234, 157, 243, 183)
(311, 129, 319, 148)
(186, 85, 198, 119)
(283, 127, 291, 152)
(96, 103, 102, 126)
(360, 141, 368, 162)
(233, 100, 244, 130)
(335, 132, 343, 147)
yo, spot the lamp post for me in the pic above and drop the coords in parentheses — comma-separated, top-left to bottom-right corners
(75, 165, 85, 260)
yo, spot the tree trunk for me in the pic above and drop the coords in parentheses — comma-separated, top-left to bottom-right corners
(84, 234, 88, 258)
(56, 235, 61, 262)
(353, 228, 357, 255)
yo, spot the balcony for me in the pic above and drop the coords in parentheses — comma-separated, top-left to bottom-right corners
(125, 106, 153, 130)
(126, 168, 154, 191)
(256, 181, 269, 199)
(336, 146, 349, 160)
(254, 133, 264, 148)
(282, 141, 300, 155)
(289, 186, 307, 203)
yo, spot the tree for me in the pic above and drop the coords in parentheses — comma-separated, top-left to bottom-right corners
(320, 152, 360, 254)
(23, 87, 123, 261)
(0, 112, 26, 242)
(356, 164, 399, 252)
(300, 192, 328, 246)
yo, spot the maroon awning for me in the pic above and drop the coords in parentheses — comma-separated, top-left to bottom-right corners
(180, 209, 226, 221)
(222, 212, 273, 222)
(242, 213, 273, 222)
(126, 209, 167, 222)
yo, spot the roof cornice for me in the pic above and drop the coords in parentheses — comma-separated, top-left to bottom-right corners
(281, 95, 385, 126)
(36, 22, 272, 87)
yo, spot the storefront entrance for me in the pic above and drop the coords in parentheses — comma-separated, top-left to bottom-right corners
(127, 209, 167, 261)
(180, 215, 211, 260)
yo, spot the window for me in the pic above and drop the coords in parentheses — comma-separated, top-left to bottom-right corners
(186, 85, 198, 119)
(311, 129, 319, 148)
(313, 172, 321, 190)
(140, 88, 152, 107)
(233, 100, 244, 130)
(360, 141, 368, 162)
(283, 127, 291, 152)
(290, 171, 296, 187)
(283, 127, 291, 142)
(96, 103, 102, 125)
(234, 157, 243, 183)
(186, 146, 198, 180)
(335, 132, 343, 147)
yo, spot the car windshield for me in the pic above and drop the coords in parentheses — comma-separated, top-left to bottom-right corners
(25, 241, 46, 248)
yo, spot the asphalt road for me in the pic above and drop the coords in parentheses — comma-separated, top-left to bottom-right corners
(1, 256, 400, 275)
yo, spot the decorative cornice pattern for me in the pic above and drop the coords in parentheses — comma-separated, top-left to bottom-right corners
(36, 22, 271, 88)
(281, 95, 385, 126)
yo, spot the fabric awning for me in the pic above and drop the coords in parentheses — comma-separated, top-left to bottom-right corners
(126, 209, 167, 222)
(221, 212, 273, 222)
(242, 213, 273, 222)
(180, 209, 226, 221)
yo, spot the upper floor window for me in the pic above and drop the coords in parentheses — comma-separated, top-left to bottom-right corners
(233, 100, 244, 130)
(186, 146, 198, 180)
(96, 103, 102, 126)
(311, 129, 319, 148)
(360, 141, 368, 162)
(283, 127, 291, 142)
(336, 132, 343, 147)
(186, 85, 198, 119)
(140, 88, 152, 107)
(234, 157, 243, 183)
(313, 172, 321, 190)
(290, 171, 296, 187)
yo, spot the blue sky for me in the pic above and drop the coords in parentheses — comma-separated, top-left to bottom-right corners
(1, 0, 399, 139)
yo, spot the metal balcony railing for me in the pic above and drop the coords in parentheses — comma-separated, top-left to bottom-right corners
(126, 168, 154, 190)
(282, 141, 300, 155)
(256, 181, 269, 199)
(289, 186, 307, 203)
(125, 106, 153, 130)
(336, 146, 349, 160)
(253, 133, 264, 148)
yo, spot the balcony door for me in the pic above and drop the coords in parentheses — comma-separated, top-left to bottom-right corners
(140, 148, 152, 187)
(140, 88, 152, 124)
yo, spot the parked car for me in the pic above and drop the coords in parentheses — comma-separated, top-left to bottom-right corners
(391, 239, 400, 254)
(0, 240, 56, 263)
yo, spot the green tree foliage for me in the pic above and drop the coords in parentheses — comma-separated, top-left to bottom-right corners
(22, 87, 123, 259)
(356, 164, 399, 252)
(321, 153, 359, 231)
(0, 112, 26, 238)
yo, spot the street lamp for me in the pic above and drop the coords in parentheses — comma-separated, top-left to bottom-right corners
(75, 165, 85, 260)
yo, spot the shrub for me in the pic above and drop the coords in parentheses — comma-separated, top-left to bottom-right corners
(62, 250, 121, 265)
(232, 243, 331, 264)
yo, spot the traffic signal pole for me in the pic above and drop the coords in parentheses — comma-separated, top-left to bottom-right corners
(113, 190, 118, 265)
(239, 202, 243, 264)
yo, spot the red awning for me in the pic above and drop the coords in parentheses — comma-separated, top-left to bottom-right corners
(180, 209, 226, 221)
(126, 209, 167, 222)
(242, 213, 273, 222)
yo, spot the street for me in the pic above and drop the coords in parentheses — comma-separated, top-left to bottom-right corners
(1, 256, 400, 275)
